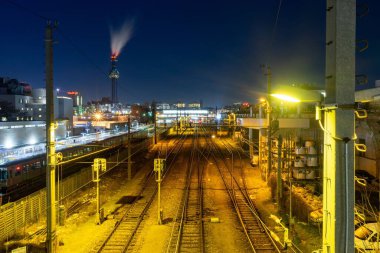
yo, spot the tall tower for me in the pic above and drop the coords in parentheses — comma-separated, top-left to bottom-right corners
(109, 54, 120, 104)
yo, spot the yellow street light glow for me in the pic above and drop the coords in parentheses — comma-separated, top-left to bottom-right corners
(270, 85, 323, 103)
(94, 113, 102, 120)
(271, 94, 300, 103)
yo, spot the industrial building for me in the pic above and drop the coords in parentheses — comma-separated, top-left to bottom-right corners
(0, 77, 73, 146)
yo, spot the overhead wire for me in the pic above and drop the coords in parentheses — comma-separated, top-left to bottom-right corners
(267, 0, 283, 65)
(3, 0, 110, 99)
(3, 0, 50, 21)
(55, 28, 109, 77)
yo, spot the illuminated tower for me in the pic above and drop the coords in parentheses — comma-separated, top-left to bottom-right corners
(109, 54, 120, 104)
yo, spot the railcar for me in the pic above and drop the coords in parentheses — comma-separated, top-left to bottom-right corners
(0, 131, 134, 204)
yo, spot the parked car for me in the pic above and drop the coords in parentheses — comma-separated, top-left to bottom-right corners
(355, 222, 380, 252)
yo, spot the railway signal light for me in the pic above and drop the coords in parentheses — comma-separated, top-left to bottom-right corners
(93, 158, 107, 225)
(154, 158, 165, 225)
(154, 158, 165, 172)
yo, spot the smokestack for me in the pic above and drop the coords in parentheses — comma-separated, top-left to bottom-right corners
(109, 54, 120, 104)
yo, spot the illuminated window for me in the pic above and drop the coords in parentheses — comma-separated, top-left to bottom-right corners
(38, 108, 42, 111)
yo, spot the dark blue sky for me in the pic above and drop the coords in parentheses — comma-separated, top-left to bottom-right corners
(0, 1, 379, 106)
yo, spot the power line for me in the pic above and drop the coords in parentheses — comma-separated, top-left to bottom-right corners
(4, 0, 108, 78)
(4, 0, 50, 21)
(56, 28, 108, 77)
(267, 0, 283, 65)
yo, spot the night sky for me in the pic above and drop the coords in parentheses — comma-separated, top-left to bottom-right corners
(0, 1, 379, 107)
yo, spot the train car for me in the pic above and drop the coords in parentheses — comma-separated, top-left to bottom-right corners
(0, 132, 132, 204)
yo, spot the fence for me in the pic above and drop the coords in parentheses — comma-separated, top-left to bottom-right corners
(0, 130, 168, 243)
(0, 162, 94, 242)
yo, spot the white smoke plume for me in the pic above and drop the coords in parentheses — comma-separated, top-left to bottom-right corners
(110, 19, 134, 58)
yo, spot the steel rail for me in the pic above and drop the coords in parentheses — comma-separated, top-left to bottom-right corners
(207, 137, 281, 253)
(92, 130, 189, 253)
(166, 126, 206, 253)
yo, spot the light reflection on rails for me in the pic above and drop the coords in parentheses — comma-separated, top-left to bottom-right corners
(91, 129, 189, 253)
(166, 126, 205, 253)
(206, 135, 282, 253)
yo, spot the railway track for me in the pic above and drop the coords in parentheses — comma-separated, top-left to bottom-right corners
(166, 127, 205, 253)
(222, 140, 303, 253)
(208, 137, 282, 253)
(91, 129, 189, 253)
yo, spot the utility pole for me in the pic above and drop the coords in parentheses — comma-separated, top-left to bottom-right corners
(154, 104, 157, 145)
(249, 106, 254, 164)
(323, 1, 356, 252)
(128, 114, 132, 180)
(277, 135, 283, 211)
(265, 66, 272, 182)
(231, 113, 236, 140)
(176, 108, 179, 135)
(45, 20, 57, 253)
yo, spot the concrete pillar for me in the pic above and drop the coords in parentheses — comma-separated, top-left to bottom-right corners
(323, 1, 356, 252)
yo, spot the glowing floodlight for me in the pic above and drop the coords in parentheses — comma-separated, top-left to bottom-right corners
(270, 85, 323, 103)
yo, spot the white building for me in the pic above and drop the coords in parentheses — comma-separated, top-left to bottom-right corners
(0, 120, 69, 149)
(156, 102, 171, 110)
(188, 102, 201, 108)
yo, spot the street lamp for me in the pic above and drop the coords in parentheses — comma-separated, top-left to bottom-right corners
(94, 112, 102, 121)
(270, 85, 323, 103)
